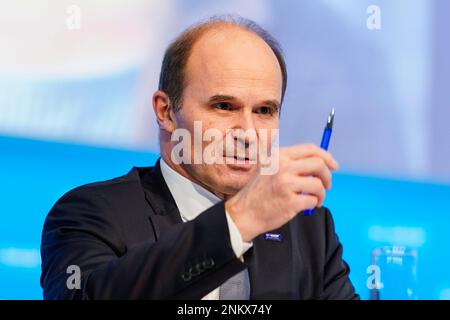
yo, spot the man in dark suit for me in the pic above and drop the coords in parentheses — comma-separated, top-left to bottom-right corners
(41, 16, 358, 300)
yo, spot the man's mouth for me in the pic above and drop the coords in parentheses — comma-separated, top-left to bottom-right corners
(234, 155, 249, 161)
(223, 155, 256, 170)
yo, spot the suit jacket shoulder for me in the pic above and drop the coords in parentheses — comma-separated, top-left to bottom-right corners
(41, 164, 245, 299)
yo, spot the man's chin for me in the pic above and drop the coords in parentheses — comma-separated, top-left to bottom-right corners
(220, 183, 246, 199)
(216, 168, 254, 196)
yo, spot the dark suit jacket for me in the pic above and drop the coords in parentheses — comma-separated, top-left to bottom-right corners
(40, 159, 358, 300)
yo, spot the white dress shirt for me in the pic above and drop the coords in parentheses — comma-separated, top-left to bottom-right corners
(160, 158, 253, 300)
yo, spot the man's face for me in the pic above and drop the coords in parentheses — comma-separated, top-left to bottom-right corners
(171, 27, 282, 199)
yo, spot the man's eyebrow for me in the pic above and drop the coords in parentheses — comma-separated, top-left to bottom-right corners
(207, 95, 238, 103)
(207, 95, 280, 109)
(260, 99, 280, 110)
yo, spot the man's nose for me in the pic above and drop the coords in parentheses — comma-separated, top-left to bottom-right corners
(231, 112, 258, 147)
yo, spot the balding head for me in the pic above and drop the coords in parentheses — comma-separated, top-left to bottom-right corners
(158, 15, 287, 112)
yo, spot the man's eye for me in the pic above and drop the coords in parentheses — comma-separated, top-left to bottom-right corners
(215, 103, 232, 111)
(255, 106, 273, 115)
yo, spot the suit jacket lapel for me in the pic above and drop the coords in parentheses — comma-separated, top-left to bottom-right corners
(245, 222, 295, 299)
(141, 159, 183, 240)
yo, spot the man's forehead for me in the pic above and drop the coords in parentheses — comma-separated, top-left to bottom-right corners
(185, 27, 282, 94)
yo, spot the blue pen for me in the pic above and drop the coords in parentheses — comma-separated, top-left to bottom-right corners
(304, 108, 335, 216)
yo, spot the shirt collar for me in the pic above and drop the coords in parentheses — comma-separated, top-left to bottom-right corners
(159, 158, 221, 222)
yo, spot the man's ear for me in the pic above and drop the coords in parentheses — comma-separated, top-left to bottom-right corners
(153, 90, 177, 133)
